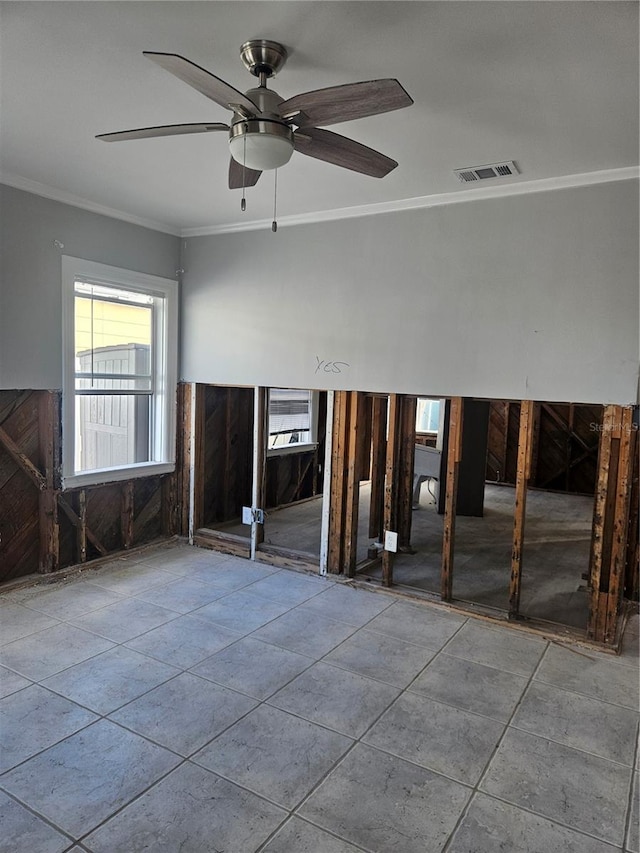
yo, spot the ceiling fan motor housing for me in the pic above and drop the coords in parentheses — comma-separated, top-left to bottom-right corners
(228, 85, 294, 171)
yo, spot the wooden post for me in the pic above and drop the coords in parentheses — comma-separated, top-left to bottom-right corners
(121, 481, 134, 549)
(251, 387, 267, 559)
(176, 382, 192, 537)
(587, 405, 615, 641)
(603, 406, 634, 642)
(398, 395, 417, 549)
(508, 399, 535, 618)
(382, 394, 402, 587)
(319, 391, 335, 576)
(191, 384, 206, 537)
(38, 391, 59, 573)
(368, 396, 387, 541)
(343, 392, 365, 576)
(441, 397, 463, 600)
(77, 489, 87, 563)
(328, 391, 350, 573)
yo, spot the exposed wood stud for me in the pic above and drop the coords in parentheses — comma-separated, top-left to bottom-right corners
(603, 406, 634, 643)
(382, 394, 402, 587)
(508, 399, 535, 618)
(328, 390, 349, 574)
(441, 397, 464, 600)
(77, 489, 87, 563)
(587, 405, 615, 640)
(369, 395, 388, 540)
(251, 387, 267, 559)
(121, 481, 134, 549)
(176, 382, 192, 537)
(343, 392, 364, 576)
(38, 391, 59, 572)
(192, 384, 206, 535)
(58, 495, 108, 557)
(398, 395, 417, 549)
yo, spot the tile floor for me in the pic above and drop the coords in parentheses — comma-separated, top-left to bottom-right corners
(0, 542, 638, 853)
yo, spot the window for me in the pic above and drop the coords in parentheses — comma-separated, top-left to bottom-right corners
(62, 257, 177, 487)
(268, 388, 318, 453)
(416, 398, 441, 434)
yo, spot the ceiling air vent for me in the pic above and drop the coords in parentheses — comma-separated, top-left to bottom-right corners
(454, 161, 519, 183)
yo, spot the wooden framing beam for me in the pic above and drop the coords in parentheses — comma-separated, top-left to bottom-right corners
(398, 395, 417, 549)
(121, 481, 134, 550)
(38, 391, 59, 573)
(327, 390, 350, 574)
(508, 399, 535, 618)
(251, 386, 267, 560)
(58, 494, 108, 557)
(368, 396, 387, 540)
(587, 405, 615, 640)
(441, 397, 464, 600)
(176, 382, 192, 537)
(77, 489, 87, 563)
(343, 392, 365, 576)
(588, 406, 636, 643)
(382, 394, 402, 587)
(192, 384, 206, 535)
(604, 406, 634, 642)
(0, 424, 46, 491)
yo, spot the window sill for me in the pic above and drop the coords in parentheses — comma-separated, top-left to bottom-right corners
(267, 443, 318, 457)
(62, 461, 175, 490)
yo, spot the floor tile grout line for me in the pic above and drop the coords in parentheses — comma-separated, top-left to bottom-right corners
(440, 637, 637, 851)
(440, 636, 550, 853)
(533, 673, 640, 712)
(2, 548, 635, 851)
(622, 721, 640, 851)
(257, 812, 374, 853)
(0, 784, 79, 847)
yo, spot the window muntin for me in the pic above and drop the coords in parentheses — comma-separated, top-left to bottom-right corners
(62, 257, 177, 487)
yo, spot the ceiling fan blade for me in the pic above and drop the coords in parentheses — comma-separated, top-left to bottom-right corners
(279, 79, 413, 128)
(294, 128, 397, 178)
(96, 123, 229, 142)
(143, 51, 259, 115)
(228, 157, 262, 189)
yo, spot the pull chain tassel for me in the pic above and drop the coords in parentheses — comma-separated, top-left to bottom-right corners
(272, 168, 278, 233)
(241, 129, 247, 212)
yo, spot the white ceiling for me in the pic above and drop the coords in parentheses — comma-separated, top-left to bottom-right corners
(1, 1, 637, 234)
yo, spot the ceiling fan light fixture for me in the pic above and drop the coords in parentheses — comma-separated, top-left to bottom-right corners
(229, 120, 294, 171)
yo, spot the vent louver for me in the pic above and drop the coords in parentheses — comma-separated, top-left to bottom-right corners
(454, 161, 519, 183)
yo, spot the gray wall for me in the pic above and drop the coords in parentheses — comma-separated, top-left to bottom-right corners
(0, 185, 181, 389)
(181, 180, 639, 405)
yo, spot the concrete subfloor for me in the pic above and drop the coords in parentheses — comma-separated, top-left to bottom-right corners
(0, 542, 638, 852)
(227, 483, 594, 630)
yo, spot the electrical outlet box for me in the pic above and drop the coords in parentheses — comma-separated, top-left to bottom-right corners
(254, 508, 265, 524)
(384, 530, 398, 552)
(242, 506, 253, 526)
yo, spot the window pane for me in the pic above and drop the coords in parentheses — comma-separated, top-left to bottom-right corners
(73, 282, 154, 473)
(75, 394, 150, 472)
(268, 388, 312, 449)
(75, 291, 152, 388)
(416, 398, 441, 433)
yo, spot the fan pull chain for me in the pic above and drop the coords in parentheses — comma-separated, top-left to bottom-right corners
(272, 169, 278, 233)
(241, 131, 247, 212)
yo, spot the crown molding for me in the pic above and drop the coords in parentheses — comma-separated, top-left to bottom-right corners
(182, 166, 639, 237)
(0, 172, 181, 237)
(3, 166, 637, 240)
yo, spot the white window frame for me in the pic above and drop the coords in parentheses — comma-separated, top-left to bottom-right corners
(267, 388, 320, 456)
(61, 256, 178, 488)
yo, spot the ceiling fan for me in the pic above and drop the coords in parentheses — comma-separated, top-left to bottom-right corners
(97, 39, 413, 191)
